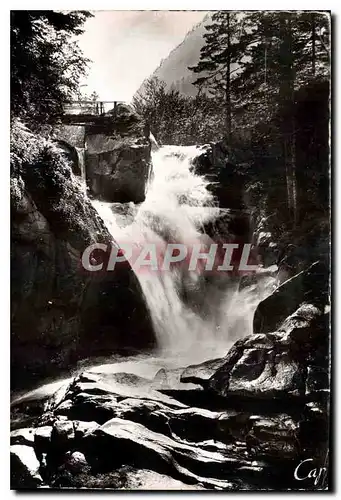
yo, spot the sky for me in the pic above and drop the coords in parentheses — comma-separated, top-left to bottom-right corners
(77, 11, 208, 103)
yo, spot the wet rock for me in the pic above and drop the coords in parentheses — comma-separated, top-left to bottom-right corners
(34, 426, 53, 454)
(54, 140, 81, 176)
(86, 142, 151, 203)
(202, 209, 252, 255)
(279, 305, 330, 401)
(10, 444, 43, 488)
(11, 123, 155, 389)
(11, 352, 326, 491)
(40, 453, 48, 471)
(71, 371, 187, 408)
(55, 391, 118, 424)
(253, 261, 328, 334)
(256, 232, 279, 268)
(10, 285, 329, 491)
(83, 417, 249, 488)
(180, 357, 227, 387)
(64, 451, 90, 474)
(54, 399, 74, 415)
(50, 370, 187, 425)
(104, 397, 229, 444)
(246, 415, 299, 460)
(73, 420, 100, 440)
(279, 303, 323, 342)
(228, 349, 305, 398)
(152, 367, 201, 391)
(124, 468, 205, 490)
(51, 420, 75, 450)
(11, 427, 35, 446)
(192, 142, 246, 209)
(149, 132, 159, 151)
(110, 202, 137, 228)
(208, 332, 305, 399)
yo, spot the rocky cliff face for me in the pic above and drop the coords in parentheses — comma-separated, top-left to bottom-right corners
(85, 104, 152, 203)
(55, 104, 152, 204)
(11, 122, 155, 390)
(193, 142, 247, 210)
(192, 143, 253, 267)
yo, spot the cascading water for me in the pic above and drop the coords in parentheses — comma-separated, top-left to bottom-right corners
(92, 145, 276, 364)
(11, 145, 276, 404)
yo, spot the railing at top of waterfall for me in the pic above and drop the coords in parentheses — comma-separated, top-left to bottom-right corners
(64, 100, 124, 117)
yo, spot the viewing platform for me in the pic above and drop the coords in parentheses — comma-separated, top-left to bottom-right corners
(62, 100, 124, 125)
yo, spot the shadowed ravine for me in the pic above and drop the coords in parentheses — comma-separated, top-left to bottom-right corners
(11, 146, 328, 491)
(12, 145, 275, 399)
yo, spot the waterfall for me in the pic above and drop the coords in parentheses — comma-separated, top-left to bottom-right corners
(76, 147, 86, 185)
(92, 146, 275, 362)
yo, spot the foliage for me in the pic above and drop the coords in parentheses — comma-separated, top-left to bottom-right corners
(189, 11, 330, 139)
(136, 12, 330, 149)
(74, 89, 100, 114)
(189, 12, 251, 140)
(11, 10, 92, 128)
(191, 11, 330, 235)
(232, 12, 330, 124)
(133, 76, 225, 145)
(10, 119, 109, 249)
(10, 120, 41, 173)
(189, 13, 246, 90)
(135, 12, 330, 256)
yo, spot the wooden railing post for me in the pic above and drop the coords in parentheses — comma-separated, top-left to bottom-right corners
(63, 101, 122, 122)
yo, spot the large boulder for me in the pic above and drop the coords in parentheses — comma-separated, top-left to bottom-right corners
(253, 261, 329, 334)
(11, 444, 43, 488)
(208, 332, 306, 399)
(11, 123, 155, 389)
(209, 301, 328, 402)
(85, 104, 152, 203)
(192, 143, 256, 279)
(203, 208, 252, 247)
(181, 357, 231, 387)
(192, 142, 247, 210)
(11, 428, 35, 447)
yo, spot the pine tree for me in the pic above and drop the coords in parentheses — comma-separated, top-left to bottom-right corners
(278, 13, 297, 226)
(228, 11, 330, 228)
(292, 12, 330, 84)
(232, 12, 330, 121)
(11, 10, 92, 127)
(188, 12, 249, 145)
